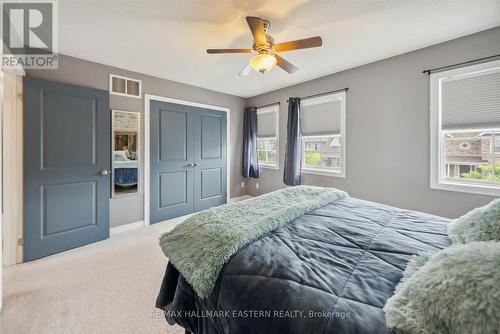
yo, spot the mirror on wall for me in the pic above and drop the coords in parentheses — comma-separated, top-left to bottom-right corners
(112, 110, 140, 197)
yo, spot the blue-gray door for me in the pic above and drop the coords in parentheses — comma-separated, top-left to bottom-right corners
(193, 108, 227, 212)
(150, 101, 226, 223)
(23, 77, 110, 261)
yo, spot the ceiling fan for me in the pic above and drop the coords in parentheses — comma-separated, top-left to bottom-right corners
(207, 16, 322, 76)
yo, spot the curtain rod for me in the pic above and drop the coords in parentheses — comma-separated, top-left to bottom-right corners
(255, 101, 280, 109)
(422, 54, 500, 74)
(286, 87, 349, 102)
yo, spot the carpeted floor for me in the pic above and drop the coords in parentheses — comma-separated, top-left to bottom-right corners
(0, 219, 187, 334)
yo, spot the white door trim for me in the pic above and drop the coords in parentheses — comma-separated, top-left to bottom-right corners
(143, 94, 231, 226)
(1, 70, 24, 268)
(1, 66, 25, 309)
(1, 69, 3, 311)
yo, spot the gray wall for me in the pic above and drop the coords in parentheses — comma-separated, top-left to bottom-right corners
(25, 26, 500, 225)
(245, 27, 500, 219)
(28, 55, 246, 227)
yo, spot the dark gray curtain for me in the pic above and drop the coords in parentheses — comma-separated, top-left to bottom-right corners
(283, 97, 302, 186)
(242, 107, 260, 178)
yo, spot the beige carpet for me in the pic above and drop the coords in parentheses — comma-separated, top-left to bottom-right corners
(0, 220, 186, 334)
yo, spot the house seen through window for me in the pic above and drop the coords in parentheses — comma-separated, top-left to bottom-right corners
(444, 131, 499, 182)
(303, 135, 341, 172)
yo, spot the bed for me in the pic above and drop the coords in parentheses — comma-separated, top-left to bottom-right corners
(114, 150, 138, 187)
(156, 195, 450, 334)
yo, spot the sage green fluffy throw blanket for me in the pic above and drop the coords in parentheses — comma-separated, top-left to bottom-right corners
(384, 242, 500, 334)
(159, 185, 347, 298)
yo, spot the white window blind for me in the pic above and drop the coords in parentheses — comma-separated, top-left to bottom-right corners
(256, 105, 279, 168)
(257, 106, 277, 138)
(301, 96, 342, 136)
(441, 68, 500, 130)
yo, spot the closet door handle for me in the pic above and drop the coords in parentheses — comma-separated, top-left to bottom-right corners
(187, 163, 194, 168)
(99, 169, 110, 176)
(193, 163, 199, 167)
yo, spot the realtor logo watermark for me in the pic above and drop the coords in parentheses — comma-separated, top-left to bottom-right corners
(1, 0, 58, 69)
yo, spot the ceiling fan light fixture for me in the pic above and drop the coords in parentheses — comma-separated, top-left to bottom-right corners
(249, 53, 276, 73)
(207, 17, 321, 75)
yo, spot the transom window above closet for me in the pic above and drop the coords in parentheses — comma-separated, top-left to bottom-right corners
(301, 91, 346, 177)
(109, 74, 142, 98)
(430, 60, 500, 196)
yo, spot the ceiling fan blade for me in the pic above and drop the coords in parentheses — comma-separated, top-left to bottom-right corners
(275, 54, 298, 74)
(246, 16, 267, 45)
(239, 63, 252, 76)
(274, 36, 322, 52)
(207, 48, 253, 54)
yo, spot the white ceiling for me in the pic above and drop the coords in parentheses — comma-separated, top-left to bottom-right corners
(59, 0, 500, 98)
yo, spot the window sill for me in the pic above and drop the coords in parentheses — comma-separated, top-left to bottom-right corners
(302, 168, 345, 178)
(431, 179, 500, 197)
(259, 164, 279, 170)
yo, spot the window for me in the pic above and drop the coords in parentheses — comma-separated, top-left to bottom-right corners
(302, 135, 341, 172)
(300, 91, 346, 177)
(443, 130, 498, 183)
(494, 138, 500, 154)
(257, 104, 279, 169)
(430, 60, 500, 196)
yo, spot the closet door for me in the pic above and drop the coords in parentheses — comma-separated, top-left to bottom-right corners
(193, 109, 227, 211)
(149, 100, 227, 224)
(150, 101, 194, 223)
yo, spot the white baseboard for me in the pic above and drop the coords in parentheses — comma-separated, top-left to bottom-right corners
(111, 197, 251, 235)
(229, 195, 252, 203)
(153, 212, 195, 227)
(110, 220, 144, 236)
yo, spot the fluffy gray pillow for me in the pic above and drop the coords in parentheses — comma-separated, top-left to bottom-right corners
(448, 198, 500, 244)
(384, 241, 500, 334)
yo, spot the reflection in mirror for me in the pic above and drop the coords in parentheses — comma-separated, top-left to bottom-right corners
(112, 110, 140, 197)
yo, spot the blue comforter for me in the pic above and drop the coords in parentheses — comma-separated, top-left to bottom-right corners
(156, 197, 450, 334)
(114, 168, 138, 185)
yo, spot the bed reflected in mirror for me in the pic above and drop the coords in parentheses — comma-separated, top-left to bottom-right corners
(112, 110, 140, 197)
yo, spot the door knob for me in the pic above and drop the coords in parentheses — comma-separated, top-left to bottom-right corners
(187, 163, 194, 168)
(193, 163, 199, 167)
(99, 169, 110, 176)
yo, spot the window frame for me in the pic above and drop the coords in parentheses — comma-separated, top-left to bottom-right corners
(493, 138, 500, 154)
(256, 104, 280, 170)
(430, 60, 500, 196)
(300, 91, 346, 178)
